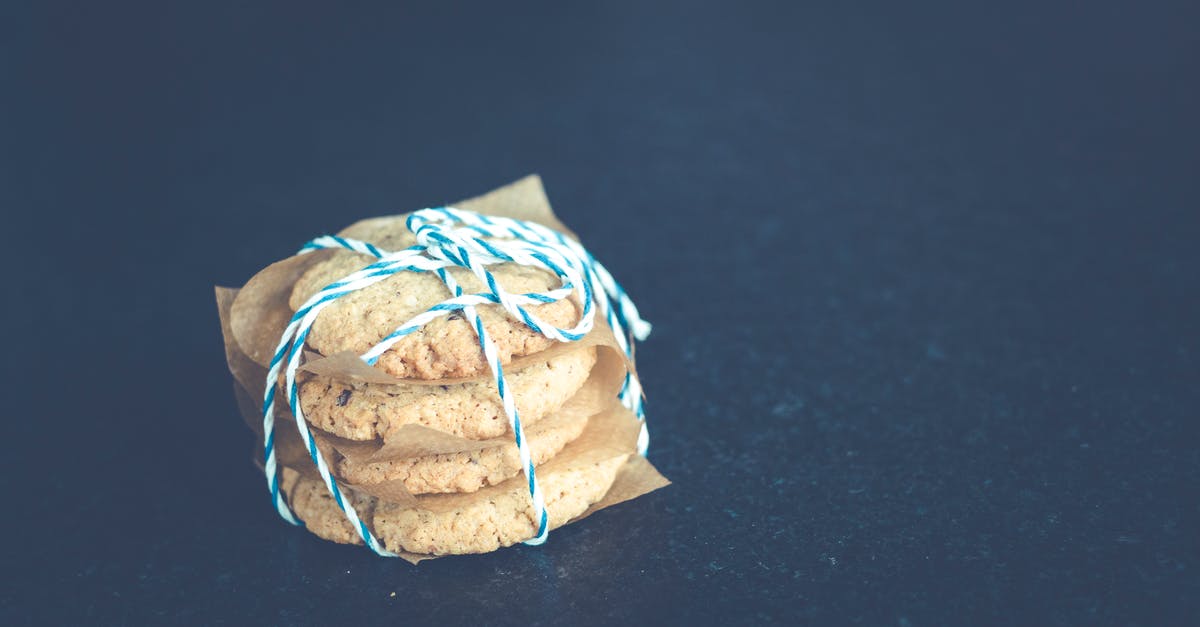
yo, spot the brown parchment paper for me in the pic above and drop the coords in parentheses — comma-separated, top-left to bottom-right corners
(216, 286, 268, 396)
(235, 382, 318, 476)
(218, 175, 670, 563)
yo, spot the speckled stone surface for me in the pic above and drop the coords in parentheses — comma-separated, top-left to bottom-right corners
(5, 1, 1198, 625)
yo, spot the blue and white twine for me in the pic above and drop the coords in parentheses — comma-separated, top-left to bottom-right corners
(261, 207, 651, 555)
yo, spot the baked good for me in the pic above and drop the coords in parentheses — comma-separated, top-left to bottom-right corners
(336, 407, 591, 494)
(298, 347, 596, 441)
(288, 214, 579, 380)
(281, 448, 628, 555)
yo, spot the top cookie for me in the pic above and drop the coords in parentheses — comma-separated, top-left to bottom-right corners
(289, 215, 579, 380)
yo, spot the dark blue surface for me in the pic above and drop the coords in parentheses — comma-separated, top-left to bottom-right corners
(3, 1, 1198, 624)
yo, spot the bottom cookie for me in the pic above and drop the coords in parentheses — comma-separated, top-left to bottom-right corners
(280, 454, 628, 555)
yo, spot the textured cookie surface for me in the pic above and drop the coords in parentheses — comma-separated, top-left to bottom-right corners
(289, 215, 578, 380)
(300, 347, 596, 441)
(282, 454, 628, 555)
(278, 469, 376, 546)
(337, 408, 590, 494)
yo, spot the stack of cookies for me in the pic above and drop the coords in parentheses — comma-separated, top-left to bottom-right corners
(216, 176, 668, 561)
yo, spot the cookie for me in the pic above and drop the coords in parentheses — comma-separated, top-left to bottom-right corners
(279, 470, 376, 546)
(280, 452, 629, 555)
(337, 408, 591, 494)
(299, 347, 597, 441)
(289, 216, 579, 380)
(375, 454, 627, 555)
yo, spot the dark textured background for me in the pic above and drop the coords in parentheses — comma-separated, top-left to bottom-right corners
(3, 1, 1198, 624)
